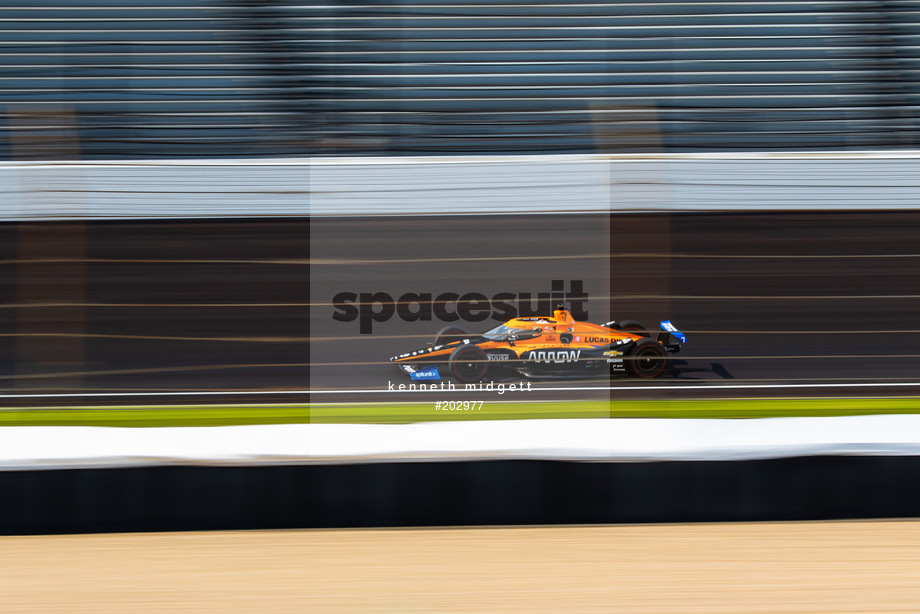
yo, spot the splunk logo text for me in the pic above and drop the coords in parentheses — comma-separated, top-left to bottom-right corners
(332, 280, 589, 334)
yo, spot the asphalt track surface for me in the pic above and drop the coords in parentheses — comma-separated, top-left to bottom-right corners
(0, 220, 308, 404)
(2, 211, 920, 405)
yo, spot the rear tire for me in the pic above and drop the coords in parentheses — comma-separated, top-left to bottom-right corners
(617, 319, 649, 338)
(435, 325, 468, 347)
(449, 344, 488, 383)
(625, 338, 668, 378)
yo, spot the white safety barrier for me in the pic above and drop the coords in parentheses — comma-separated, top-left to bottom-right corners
(2, 415, 920, 470)
(2, 152, 920, 219)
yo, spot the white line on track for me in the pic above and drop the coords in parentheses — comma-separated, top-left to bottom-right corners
(0, 391, 306, 399)
(311, 254, 605, 265)
(315, 382, 920, 393)
(4, 381, 920, 399)
(312, 253, 920, 265)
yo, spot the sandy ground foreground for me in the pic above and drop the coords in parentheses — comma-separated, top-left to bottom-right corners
(1, 522, 919, 613)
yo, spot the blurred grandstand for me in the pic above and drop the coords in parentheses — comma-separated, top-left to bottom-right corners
(1, 0, 918, 159)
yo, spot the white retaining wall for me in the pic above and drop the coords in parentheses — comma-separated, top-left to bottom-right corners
(3, 415, 920, 470)
(2, 152, 919, 220)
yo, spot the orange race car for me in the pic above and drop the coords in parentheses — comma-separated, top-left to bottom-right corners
(389, 306, 686, 383)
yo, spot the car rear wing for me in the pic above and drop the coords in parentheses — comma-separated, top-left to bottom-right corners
(657, 320, 687, 352)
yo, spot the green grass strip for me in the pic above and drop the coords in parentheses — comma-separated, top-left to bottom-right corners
(607, 397, 920, 420)
(0, 405, 312, 428)
(0, 397, 919, 427)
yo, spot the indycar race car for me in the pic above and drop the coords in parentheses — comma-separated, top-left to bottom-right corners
(390, 306, 686, 383)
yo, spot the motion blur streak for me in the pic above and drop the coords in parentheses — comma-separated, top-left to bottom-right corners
(1, 522, 918, 613)
(0, 221, 308, 398)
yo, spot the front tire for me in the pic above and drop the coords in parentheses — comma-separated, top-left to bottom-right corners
(449, 344, 488, 383)
(625, 338, 668, 378)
